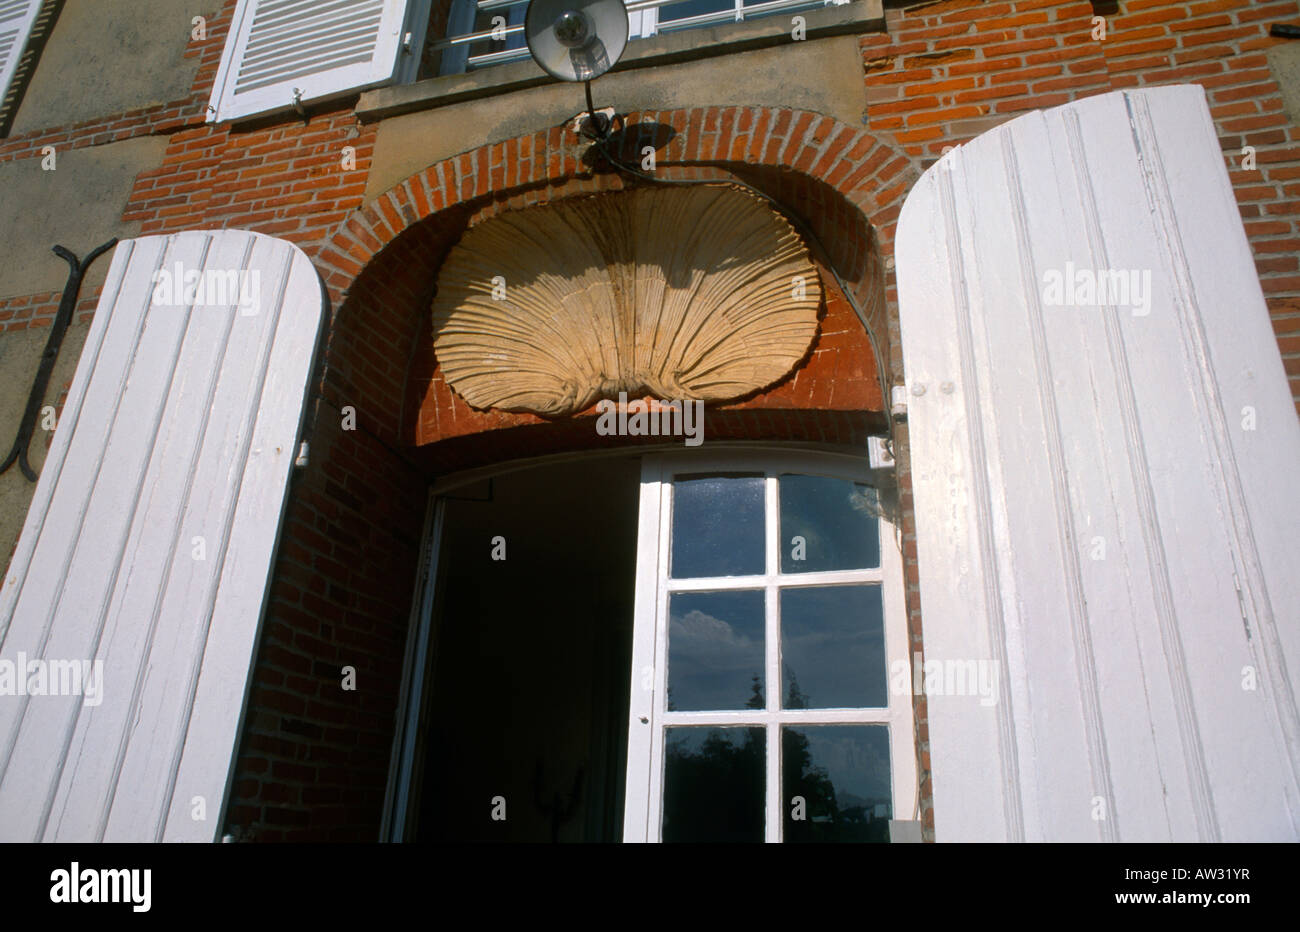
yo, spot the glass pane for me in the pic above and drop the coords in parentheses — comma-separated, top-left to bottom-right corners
(465, 3, 528, 65)
(742, 0, 823, 20)
(658, 0, 736, 24)
(663, 727, 765, 842)
(668, 590, 765, 711)
(779, 474, 880, 573)
(783, 725, 892, 842)
(670, 474, 765, 578)
(780, 585, 886, 708)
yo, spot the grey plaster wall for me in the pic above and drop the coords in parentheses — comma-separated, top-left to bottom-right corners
(0, 320, 90, 572)
(0, 135, 168, 299)
(363, 33, 869, 203)
(11, 0, 201, 135)
(1268, 42, 1300, 127)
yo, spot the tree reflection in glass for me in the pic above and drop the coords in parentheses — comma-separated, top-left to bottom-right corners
(783, 725, 892, 843)
(662, 727, 766, 842)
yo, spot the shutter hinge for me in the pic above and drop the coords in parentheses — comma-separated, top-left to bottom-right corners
(890, 384, 908, 420)
(402, 30, 413, 53)
(868, 435, 894, 469)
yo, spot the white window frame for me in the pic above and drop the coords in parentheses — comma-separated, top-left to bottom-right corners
(623, 448, 915, 842)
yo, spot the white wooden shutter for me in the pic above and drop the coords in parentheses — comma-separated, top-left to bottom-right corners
(208, 0, 412, 123)
(0, 230, 324, 841)
(896, 85, 1300, 842)
(0, 0, 41, 107)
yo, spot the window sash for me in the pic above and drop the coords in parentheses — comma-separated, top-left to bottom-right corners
(624, 449, 914, 842)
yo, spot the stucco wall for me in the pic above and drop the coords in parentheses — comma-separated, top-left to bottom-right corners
(10, 0, 202, 135)
(363, 33, 869, 202)
(0, 135, 168, 299)
(0, 315, 91, 572)
(1268, 41, 1300, 127)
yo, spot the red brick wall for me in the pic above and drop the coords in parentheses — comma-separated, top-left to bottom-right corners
(0, 289, 97, 334)
(863, 0, 1300, 400)
(0, 0, 1297, 840)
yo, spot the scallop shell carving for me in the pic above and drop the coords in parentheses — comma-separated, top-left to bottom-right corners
(430, 184, 821, 416)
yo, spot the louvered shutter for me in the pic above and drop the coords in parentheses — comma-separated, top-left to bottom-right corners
(0, 0, 41, 106)
(0, 230, 325, 841)
(896, 85, 1300, 841)
(208, 0, 412, 122)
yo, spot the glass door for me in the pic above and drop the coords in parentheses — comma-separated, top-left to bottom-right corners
(623, 449, 915, 842)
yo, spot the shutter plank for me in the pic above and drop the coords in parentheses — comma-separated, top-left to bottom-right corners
(162, 248, 323, 841)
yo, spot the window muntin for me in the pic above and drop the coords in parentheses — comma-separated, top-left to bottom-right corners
(624, 451, 915, 842)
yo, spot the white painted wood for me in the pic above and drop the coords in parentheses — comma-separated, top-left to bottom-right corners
(896, 84, 1300, 842)
(621, 450, 915, 841)
(208, 0, 413, 123)
(382, 491, 444, 842)
(0, 0, 40, 110)
(0, 229, 325, 842)
(622, 457, 663, 842)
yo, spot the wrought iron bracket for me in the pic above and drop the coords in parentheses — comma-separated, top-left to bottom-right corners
(0, 238, 117, 482)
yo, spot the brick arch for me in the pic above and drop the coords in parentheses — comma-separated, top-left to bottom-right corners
(228, 110, 924, 839)
(313, 106, 921, 470)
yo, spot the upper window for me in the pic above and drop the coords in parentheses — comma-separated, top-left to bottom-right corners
(429, 0, 839, 76)
(208, 0, 855, 121)
(623, 451, 914, 842)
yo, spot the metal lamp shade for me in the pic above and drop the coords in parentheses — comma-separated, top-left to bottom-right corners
(525, 0, 629, 81)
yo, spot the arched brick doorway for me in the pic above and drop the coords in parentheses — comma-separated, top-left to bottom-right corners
(223, 106, 923, 841)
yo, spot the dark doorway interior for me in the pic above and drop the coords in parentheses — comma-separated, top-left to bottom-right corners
(413, 455, 640, 841)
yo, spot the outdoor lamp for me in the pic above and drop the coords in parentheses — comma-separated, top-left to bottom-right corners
(525, 0, 629, 138)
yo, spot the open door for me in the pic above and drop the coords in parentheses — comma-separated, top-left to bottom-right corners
(391, 455, 642, 842)
(385, 446, 913, 843)
(622, 450, 914, 842)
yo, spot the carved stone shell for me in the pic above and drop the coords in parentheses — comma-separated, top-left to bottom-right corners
(430, 183, 821, 417)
